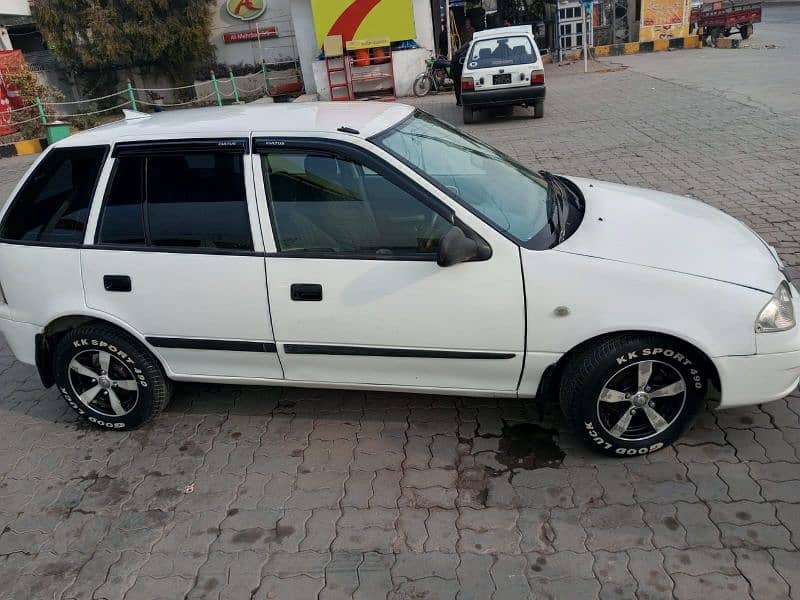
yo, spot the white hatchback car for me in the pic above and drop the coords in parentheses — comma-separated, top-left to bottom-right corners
(0, 103, 797, 456)
(460, 25, 545, 124)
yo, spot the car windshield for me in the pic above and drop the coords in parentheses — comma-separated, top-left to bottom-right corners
(374, 111, 550, 244)
(469, 36, 536, 68)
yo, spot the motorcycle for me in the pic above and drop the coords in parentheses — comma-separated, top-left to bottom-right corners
(412, 55, 454, 97)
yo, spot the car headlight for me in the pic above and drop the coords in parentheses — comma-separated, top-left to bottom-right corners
(755, 281, 795, 333)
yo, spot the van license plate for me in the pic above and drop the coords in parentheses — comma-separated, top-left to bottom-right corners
(493, 74, 512, 84)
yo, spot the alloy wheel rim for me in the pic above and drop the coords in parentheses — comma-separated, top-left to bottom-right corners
(68, 349, 139, 418)
(596, 359, 687, 442)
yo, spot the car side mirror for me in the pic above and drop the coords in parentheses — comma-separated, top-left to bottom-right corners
(437, 225, 491, 267)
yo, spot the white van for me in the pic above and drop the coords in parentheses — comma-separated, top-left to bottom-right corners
(460, 25, 546, 124)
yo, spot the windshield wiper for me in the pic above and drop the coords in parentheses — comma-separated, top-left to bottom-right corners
(539, 170, 569, 246)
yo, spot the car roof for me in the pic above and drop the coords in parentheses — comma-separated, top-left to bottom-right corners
(56, 101, 415, 148)
(471, 25, 535, 43)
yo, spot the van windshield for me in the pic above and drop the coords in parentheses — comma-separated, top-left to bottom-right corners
(373, 110, 552, 245)
(468, 36, 536, 68)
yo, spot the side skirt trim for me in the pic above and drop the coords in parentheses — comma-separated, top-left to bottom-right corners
(283, 344, 515, 360)
(147, 337, 277, 353)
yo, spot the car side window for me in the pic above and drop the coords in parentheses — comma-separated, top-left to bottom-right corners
(263, 152, 451, 257)
(98, 151, 253, 251)
(0, 146, 107, 244)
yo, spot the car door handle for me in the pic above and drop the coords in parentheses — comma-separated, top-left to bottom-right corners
(103, 275, 132, 292)
(291, 283, 322, 301)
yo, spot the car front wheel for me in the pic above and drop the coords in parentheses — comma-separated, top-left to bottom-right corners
(53, 324, 171, 430)
(559, 334, 707, 456)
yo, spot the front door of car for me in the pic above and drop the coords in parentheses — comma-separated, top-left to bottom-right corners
(252, 137, 525, 392)
(82, 140, 284, 380)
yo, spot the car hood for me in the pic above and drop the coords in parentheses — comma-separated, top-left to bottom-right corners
(556, 177, 783, 293)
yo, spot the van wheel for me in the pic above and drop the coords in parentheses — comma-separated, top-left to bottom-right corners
(463, 106, 475, 124)
(534, 102, 544, 118)
(559, 334, 707, 456)
(53, 325, 171, 430)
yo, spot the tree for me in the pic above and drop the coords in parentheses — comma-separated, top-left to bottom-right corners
(31, 0, 216, 92)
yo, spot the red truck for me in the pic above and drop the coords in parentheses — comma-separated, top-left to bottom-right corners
(690, 0, 762, 46)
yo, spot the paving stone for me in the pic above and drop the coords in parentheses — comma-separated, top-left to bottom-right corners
(582, 504, 652, 551)
(425, 508, 458, 553)
(685, 462, 730, 502)
(769, 549, 800, 598)
(671, 572, 751, 600)
(626, 549, 674, 600)
(675, 502, 722, 548)
(491, 555, 531, 599)
(662, 547, 738, 576)
(733, 548, 791, 600)
(717, 522, 795, 550)
(457, 507, 520, 554)
(642, 502, 687, 549)
(592, 550, 637, 600)
(626, 462, 697, 504)
(717, 462, 764, 502)
(397, 508, 428, 552)
(595, 464, 636, 505)
(753, 428, 798, 462)
(354, 552, 394, 600)
(456, 554, 495, 600)
(320, 552, 361, 600)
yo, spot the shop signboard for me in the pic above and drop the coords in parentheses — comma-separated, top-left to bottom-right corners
(226, 0, 267, 21)
(639, 0, 691, 41)
(310, 0, 416, 48)
(223, 26, 278, 43)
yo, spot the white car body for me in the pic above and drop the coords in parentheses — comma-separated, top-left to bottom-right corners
(0, 102, 797, 422)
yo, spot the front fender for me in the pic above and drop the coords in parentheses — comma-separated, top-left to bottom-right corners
(522, 249, 766, 358)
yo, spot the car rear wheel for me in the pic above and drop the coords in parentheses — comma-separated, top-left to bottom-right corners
(559, 334, 707, 456)
(533, 101, 544, 119)
(463, 106, 475, 124)
(53, 325, 171, 430)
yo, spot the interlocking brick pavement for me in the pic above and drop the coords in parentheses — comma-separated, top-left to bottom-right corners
(1, 64, 800, 599)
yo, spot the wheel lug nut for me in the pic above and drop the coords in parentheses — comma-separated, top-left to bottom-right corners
(630, 408, 637, 415)
(648, 401, 655, 408)
(645, 386, 651, 392)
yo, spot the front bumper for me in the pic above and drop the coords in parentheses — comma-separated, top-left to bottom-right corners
(462, 84, 546, 107)
(715, 349, 800, 408)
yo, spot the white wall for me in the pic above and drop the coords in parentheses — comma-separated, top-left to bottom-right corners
(0, 26, 11, 50)
(291, 0, 320, 94)
(0, 0, 31, 16)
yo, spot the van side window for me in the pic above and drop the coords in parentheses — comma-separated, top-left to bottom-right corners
(0, 146, 107, 244)
(97, 151, 253, 251)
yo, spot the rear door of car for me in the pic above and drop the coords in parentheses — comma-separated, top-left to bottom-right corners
(82, 139, 284, 381)
(465, 33, 542, 92)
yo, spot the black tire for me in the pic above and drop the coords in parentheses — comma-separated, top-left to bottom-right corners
(710, 27, 722, 46)
(559, 334, 707, 457)
(413, 74, 433, 97)
(740, 23, 752, 39)
(53, 325, 171, 430)
(533, 101, 544, 119)
(463, 106, 475, 124)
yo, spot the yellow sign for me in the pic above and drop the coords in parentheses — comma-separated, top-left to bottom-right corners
(345, 37, 391, 50)
(226, 0, 267, 21)
(310, 0, 416, 49)
(639, 0, 691, 41)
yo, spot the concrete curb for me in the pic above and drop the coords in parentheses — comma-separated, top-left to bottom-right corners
(0, 137, 46, 158)
(593, 35, 701, 57)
